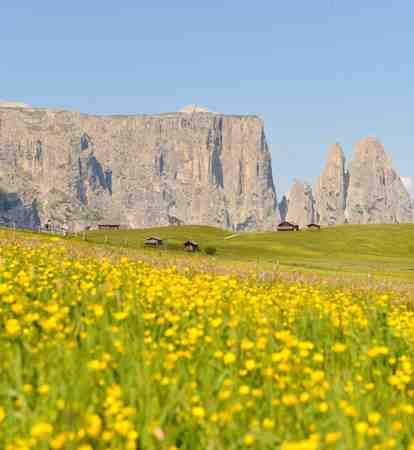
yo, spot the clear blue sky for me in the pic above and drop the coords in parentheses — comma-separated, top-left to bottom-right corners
(2, 1, 413, 196)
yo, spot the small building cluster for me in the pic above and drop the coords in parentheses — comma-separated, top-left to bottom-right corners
(277, 221, 321, 232)
(143, 237, 200, 252)
(98, 224, 121, 230)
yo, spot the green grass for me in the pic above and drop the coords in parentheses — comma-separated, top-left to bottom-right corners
(2, 240, 414, 449)
(80, 224, 414, 280)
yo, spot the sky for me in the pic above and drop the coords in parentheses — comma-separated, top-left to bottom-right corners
(1, 1, 413, 197)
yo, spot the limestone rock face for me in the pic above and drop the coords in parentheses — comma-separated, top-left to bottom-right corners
(314, 138, 413, 225)
(285, 180, 315, 227)
(0, 105, 279, 231)
(345, 138, 413, 224)
(314, 143, 347, 225)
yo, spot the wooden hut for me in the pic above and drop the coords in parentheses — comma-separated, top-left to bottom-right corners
(144, 236, 163, 247)
(277, 221, 299, 232)
(184, 240, 199, 252)
(307, 223, 321, 230)
(98, 224, 120, 230)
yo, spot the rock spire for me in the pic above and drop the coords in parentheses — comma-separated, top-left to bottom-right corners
(345, 138, 412, 224)
(288, 138, 412, 227)
(314, 143, 347, 225)
(285, 179, 315, 227)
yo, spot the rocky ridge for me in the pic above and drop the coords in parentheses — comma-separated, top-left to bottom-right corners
(345, 138, 413, 224)
(0, 101, 412, 231)
(284, 138, 413, 226)
(0, 104, 279, 231)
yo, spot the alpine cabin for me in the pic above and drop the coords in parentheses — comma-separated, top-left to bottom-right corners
(277, 221, 299, 232)
(184, 240, 199, 252)
(143, 236, 163, 247)
(98, 224, 120, 230)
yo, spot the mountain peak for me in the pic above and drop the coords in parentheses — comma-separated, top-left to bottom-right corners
(0, 100, 31, 109)
(179, 104, 210, 114)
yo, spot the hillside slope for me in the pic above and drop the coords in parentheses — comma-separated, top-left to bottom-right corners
(83, 224, 414, 278)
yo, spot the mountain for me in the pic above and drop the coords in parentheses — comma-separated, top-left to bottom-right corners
(284, 180, 315, 227)
(287, 138, 413, 226)
(345, 138, 413, 224)
(1, 101, 412, 231)
(0, 100, 31, 109)
(0, 104, 279, 231)
(314, 143, 347, 225)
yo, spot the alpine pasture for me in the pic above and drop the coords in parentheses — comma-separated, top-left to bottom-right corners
(1, 226, 414, 450)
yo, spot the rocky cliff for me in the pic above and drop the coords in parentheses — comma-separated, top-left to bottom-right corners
(0, 104, 279, 231)
(314, 143, 348, 225)
(345, 138, 413, 224)
(287, 138, 412, 226)
(285, 180, 315, 227)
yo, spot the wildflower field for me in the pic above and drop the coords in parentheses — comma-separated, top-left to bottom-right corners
(1, 232, 414, 449)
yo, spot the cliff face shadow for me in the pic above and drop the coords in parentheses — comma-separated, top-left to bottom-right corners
(87, 156, 112, 195)
(207, 118, 224, 189)
(78, 154, 113, 205)
(0, 189, 41, 228)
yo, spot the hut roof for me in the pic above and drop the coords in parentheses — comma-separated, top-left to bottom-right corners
(98, 223, 121, 229)
(278, 221, 296, 227)
(184, 240, 198, 246)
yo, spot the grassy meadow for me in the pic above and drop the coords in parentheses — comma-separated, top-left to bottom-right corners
(82, 224, 414, 281)
(0, 226, 414, 449)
